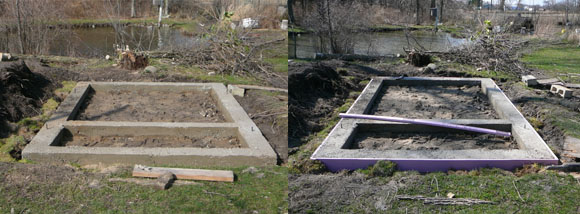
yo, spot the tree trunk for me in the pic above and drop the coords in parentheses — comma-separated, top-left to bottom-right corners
(440, 0, 444, 23)
(164, 0, 169, 16)
(131, 0, 136, 18)
(499, 0, 505, 11)
(325, 0, 336, 54)
(288, 0, 296, 24)
(566, 0, 569, 24)
(430, 0, 436, 21)
(15, 0, 25, 54)
(416, 0, 420, 25)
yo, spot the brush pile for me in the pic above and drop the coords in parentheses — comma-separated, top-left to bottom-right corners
(436, 35, 530, 75)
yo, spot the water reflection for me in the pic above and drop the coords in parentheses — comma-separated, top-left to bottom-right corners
(289, 31, 467, 59)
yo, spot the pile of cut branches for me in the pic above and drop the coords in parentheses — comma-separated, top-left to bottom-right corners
(182, 21, 286, 84)
(435, 34, 530, 75)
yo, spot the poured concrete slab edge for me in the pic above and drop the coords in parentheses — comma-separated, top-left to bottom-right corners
(311, 77, 558, 172)
(23, 82, 277, 167)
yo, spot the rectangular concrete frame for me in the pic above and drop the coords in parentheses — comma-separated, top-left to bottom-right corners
(22, 82, 277, 166)
(311, 77, 558, 172)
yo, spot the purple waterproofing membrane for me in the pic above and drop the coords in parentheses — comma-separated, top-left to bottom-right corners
(339, 113, 512, 137)
(318, 158, 559, 173)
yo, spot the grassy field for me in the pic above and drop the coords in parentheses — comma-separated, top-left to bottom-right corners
(0, 164, 288, 213)
(522, 44, 580, 83)
(314, 168, 580, 213)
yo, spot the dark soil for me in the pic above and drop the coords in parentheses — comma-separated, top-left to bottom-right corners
(288, 61, 361, 148)
(61, 133, 243, 148)
(75, 89, 226, 122)
(235, 90, 288, 163)
(351, 132, 517, 150)
(370, 85, 499, 119)
(0, 60, 55, 138)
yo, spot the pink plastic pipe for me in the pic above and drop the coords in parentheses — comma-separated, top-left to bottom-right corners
(339, 113, 512, 137)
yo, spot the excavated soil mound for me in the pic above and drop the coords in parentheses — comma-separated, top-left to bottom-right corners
(288, 62, 355, 147)
(0, 61, 54, 137)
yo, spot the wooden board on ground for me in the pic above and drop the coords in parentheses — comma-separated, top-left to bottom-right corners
(564, 83, 580, 89)
(132, 165, 234, 182)
(537, 78, 561, 86)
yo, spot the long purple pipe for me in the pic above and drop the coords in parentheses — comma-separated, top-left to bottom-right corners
(339, 113, 512, 137)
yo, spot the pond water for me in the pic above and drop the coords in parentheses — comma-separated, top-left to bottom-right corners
(1, 26, 197, 58)
(288, 31, 467, 59)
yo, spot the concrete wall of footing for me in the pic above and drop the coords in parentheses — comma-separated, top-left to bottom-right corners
(311, 77, 558, 172)
(23, 82, 277, 166)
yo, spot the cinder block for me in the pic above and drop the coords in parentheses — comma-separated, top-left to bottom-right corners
(550, 84, 573, 98)
(522, 75, 538, 86)
(227, 84, 246, 97)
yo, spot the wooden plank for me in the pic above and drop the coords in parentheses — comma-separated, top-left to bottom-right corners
(564, 83, 580, 89)
(132, 165, 234, 182)
(537, 78, 561, 85)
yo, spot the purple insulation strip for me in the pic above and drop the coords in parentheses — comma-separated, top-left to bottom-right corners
(339, 113, 512, 137)
(319, 159, 559, 173)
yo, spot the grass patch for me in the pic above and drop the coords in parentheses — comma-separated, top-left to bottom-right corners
(288, 26, 308, 33)
(264, 57, 288, 73)
(335, 168, 580, 213)
(551, 115, 580, 139)
(0, 136, 26, 162)
(443, 62, 516, 81)
(522, 44, 580, 83)
(55, 81, 78, 94)
(0, 165, 288, 213)
(357, 161, 397, 177)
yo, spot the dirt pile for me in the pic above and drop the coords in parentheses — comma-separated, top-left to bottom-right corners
(0, 61, 54, 137)
(288, 62, 355, 148)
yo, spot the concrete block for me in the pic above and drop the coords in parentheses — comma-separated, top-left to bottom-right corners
(227, 84, 245, 97)
(280, 19, 288, 30)
(563, 136, 580, 158)
(550, 84, 573, 98)
(0, 53, 12, 62)
(521, 75, 538, 86)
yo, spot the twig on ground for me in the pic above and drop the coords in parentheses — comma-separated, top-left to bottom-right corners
(512, 180, 525, 202)
(397, 195, 496, 205)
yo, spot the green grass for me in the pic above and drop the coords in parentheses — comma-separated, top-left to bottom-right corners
(288, 27, 308, 33)
(442, 62, 517, 81)
(265, 57, 288, 73)
(0, 165, 288, 213)
(336, 169, 580, 213)
(522, 45, 580, 83)
(0, 136, 25, 162)
(552, 116, 580, 139)
(55, 81, 78, 94)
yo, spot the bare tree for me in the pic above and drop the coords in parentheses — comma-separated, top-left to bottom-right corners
(301, 0, 370, 54)
(3, 0, 67, 55)
(131, 0, 136, 18)
(288, 0, 296, 24)
(416, 0, 421, 25)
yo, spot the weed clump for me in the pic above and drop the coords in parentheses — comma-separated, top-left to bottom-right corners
(358, 160, 397, 177)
